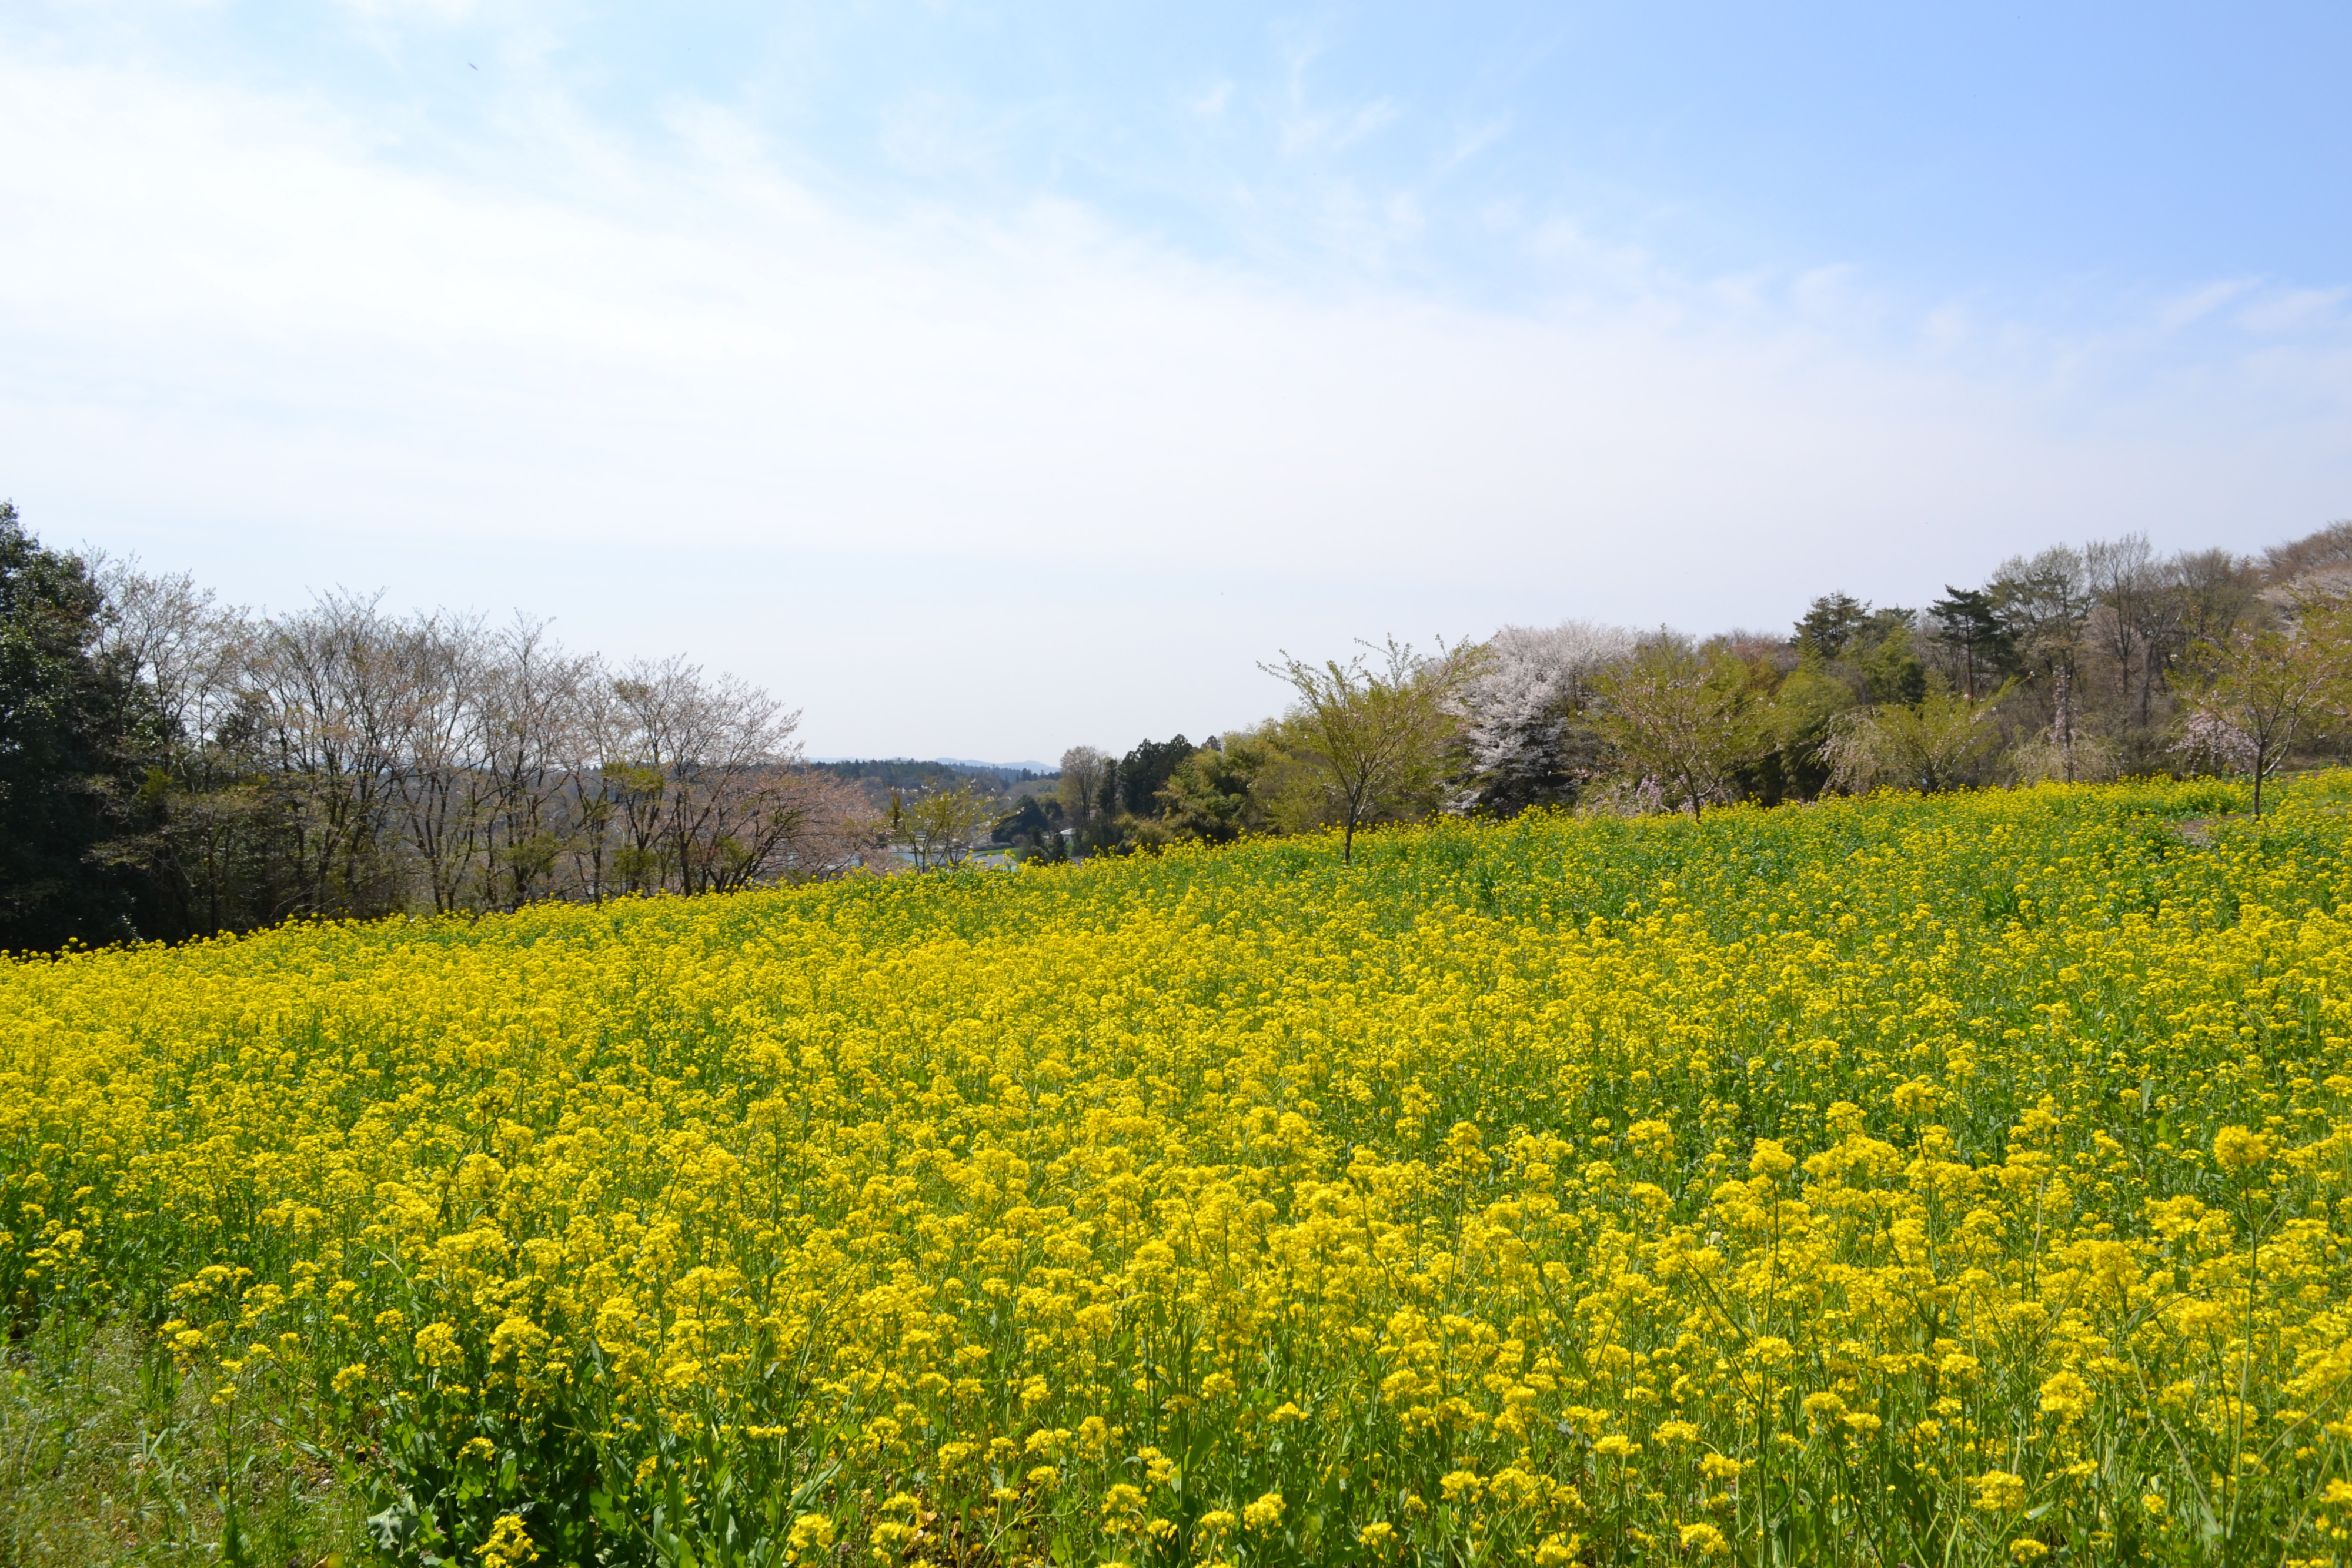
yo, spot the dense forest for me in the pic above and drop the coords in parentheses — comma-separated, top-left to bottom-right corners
(0, 500, 2338, 948)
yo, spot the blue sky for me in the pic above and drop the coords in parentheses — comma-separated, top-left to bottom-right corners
(3, 2, 2348, 758)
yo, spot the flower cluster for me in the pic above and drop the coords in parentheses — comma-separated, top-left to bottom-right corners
(4, 774, 2351, 1565)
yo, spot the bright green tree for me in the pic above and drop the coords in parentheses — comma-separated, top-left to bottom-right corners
(1260, 638, 1471, 864)
(1589, 636, 1765, 819)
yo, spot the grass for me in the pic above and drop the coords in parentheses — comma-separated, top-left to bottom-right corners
(0, 1314, 365, 1567)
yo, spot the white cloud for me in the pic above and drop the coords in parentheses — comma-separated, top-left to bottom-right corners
(2238, 286, 2352, 336)
(1185, 79, 1234, 118)
(2, 55, 2349, 756)
(2157, 276, 2259, 330)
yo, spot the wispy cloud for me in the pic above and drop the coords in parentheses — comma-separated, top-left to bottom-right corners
(2, 41, 2349, 754)
(2157, 277, 2260, 330)
(2239, 286, 2352, 336)
(1185, 79, 1234, 119)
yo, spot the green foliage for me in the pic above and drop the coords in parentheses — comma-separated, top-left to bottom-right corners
(1853, 621, 1928, 705)
(0, 503, 146, 952)
(1927, 585, 2017, 698)
(893, 783, 995, 870)
(1793, 592, 1872, 660)
(992, 794, 1067, 861)
(1259, 638, 1466, 861)
(1588, 636, 1765, 817)
(1825, 682, 2009, 793)
(1750, 661, 1857, 802)
(1118, 736, 1197, 817)
(1155, 729, 1293, 845)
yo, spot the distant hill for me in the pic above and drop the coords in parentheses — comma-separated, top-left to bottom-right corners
(933, 757, 1057, 774)
(804, 758, 1059, 807)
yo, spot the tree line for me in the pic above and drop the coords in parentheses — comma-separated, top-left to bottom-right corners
(0, 503, 876, 952)
(4, 503, 2341, 947)
(1016, 524, 2341, 864)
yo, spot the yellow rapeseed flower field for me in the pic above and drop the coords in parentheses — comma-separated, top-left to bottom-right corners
(6, 777, 2352, 1566)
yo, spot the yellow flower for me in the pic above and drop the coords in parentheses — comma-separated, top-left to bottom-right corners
(489, 1315, 548, 1366)
(2213, 1125, 2271, 1174)
(11, 775, 2351, 1568)
(412, 1322, 463, 1369)
(479, 1514, 537, 1568)
(1679, 1522, 1729, 1557)
(1101, 1482, 1145, 1527)
(1241, 1492, 1285, 1531)
(1891, 1080, 1937, 1117)
(1974, 1471, 2029, 1513)
(2037, 1371, 2091, 1420)
(785, 1513, 834, 1563)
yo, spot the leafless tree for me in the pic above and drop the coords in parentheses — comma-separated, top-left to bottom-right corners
(471, 618, 596, 910)
(2157, 550, 2265, 661)
(600, 657, 815, 895)
(84, 561, 854, 925)
(1058, 747, 1109, 837)
(245, 593, 415, 915)
(2262, 520, 2352, 598)
(2086, 534, 2161, 726)
(88, 558, 274, 933)
(380, 613, 489, 912)
(91, 556, 254, 747)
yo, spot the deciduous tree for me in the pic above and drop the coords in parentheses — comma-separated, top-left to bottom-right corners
(1823, 684, 2007, 794)
(1448, 621, 1633, 815)
(1261, 637, 1470, 863)
(895, 783, 993, 871)
(2173, 595, 2352, 814)
(1588, 635, 1762, 820)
